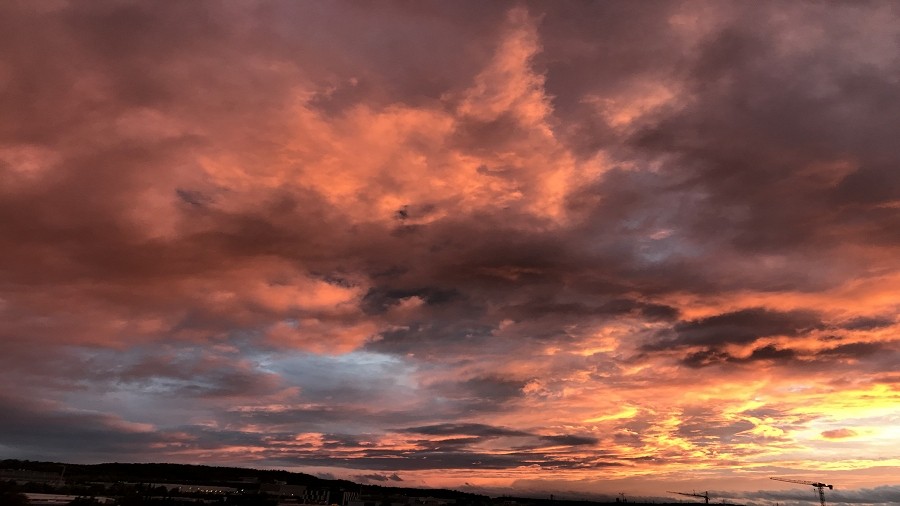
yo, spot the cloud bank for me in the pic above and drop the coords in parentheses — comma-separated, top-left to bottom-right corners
(1, 0, 898, 499)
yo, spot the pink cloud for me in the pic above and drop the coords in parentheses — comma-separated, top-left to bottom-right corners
(821, 428, 858, 440)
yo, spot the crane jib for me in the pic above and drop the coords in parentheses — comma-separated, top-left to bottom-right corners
(769, 477, 835, 506)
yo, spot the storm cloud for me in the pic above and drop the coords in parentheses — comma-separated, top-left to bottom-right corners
(0, 0, 898, 499)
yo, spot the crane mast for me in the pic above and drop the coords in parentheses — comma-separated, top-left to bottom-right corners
(667, 491, 709, 504)
(770, 477, 833, 506)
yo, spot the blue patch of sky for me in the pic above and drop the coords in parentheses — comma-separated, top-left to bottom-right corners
(259, 351, 420, 404)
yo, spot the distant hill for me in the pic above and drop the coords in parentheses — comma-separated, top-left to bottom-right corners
(0, 459, 488, 501)
(1, 459, 698, 506)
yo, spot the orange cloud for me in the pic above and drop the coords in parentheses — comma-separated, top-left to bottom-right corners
(821, 428, 857, 439)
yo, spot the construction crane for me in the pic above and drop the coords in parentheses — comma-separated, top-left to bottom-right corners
(667, 490, 709, 504)
(770, 477, 834, 506)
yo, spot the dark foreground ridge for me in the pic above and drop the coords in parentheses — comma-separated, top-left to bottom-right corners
(0, 459, 697, 506)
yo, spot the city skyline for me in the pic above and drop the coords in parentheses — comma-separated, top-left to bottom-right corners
(1, 2, 898, 505)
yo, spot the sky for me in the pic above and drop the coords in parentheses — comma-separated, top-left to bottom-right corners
(1, 1, 899, 504)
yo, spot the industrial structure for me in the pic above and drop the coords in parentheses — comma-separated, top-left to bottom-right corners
(770, 477, 834, 506)
(666, 490, 709, 504)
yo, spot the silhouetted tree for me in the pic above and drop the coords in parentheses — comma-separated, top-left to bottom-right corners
(0, 491, 29, 506)
(0, 480, 29, 506)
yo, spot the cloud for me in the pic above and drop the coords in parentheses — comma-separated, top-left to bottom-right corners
(399, 424, 529, 438)
(647, 308, 823, 351)
(0, 393, 176, 460)
(817, 342, 888, 359)
(538, 435, 598, 447)
(353, 473, 404, 484)
(838, 316, 896, 331)
(733, 485, 900, 506)
(680, 344, 799, 369)
(0, 0, 899, 495)
(821, 428, 857, 440)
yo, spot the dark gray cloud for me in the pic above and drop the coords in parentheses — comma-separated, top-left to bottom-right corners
(817, 341, 890, 359)
(504, 297, 679, 321)
(361, 286, 463, 315)
(538, 435, 598, 447)
(680, 348, 735, 369)
(838, 316, 896, 331)
(647, 308, 823, 351)
(425, 376, 528, 411)
(679, 340, 899, 369)
(631, 8, 900, 258)
(0, 393, 177, 460)
(399, 423, 529, 438)
(681, 344, 798, 369)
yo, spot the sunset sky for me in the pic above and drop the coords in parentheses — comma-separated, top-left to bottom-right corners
(1, 1, 899, 504)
